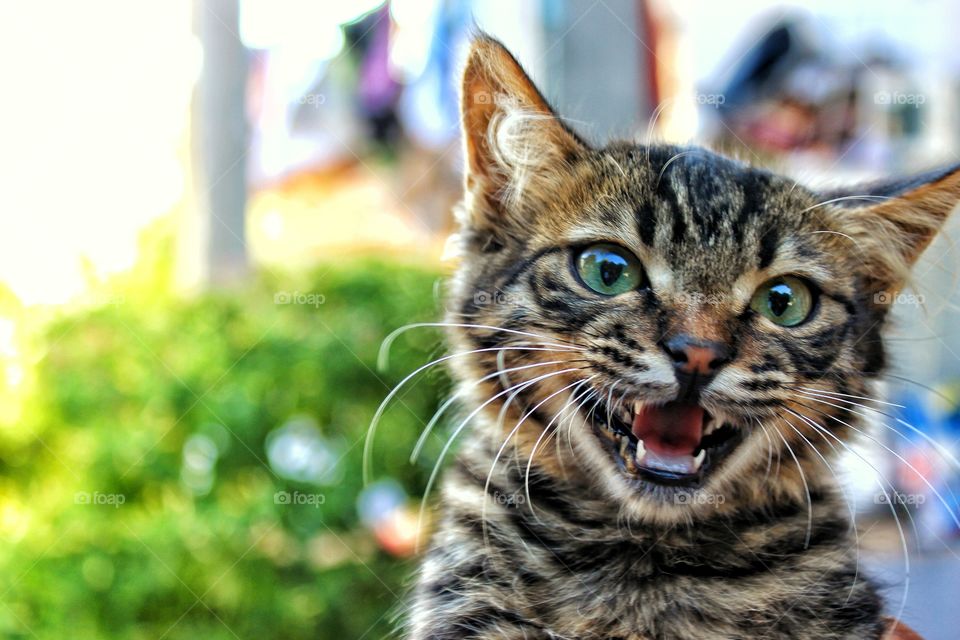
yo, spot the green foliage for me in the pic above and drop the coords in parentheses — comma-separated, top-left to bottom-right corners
(0, 257, 451, 639)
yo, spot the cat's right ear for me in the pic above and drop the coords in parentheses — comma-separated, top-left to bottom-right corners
(823, 163, 960, 297)
(459, 35, 586, 232)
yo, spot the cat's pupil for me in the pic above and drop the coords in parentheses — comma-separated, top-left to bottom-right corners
(600, 260, 624, 286)
(768, 283, 793, 317)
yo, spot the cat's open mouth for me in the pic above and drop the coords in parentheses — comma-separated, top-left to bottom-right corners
(592, 400, 744, 487)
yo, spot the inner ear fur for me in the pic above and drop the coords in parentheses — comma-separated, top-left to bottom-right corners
(459, 35, 587, 231)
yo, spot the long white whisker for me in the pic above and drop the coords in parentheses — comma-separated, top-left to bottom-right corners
(481, 376, 595, 547)
(777, 414, 862, 605)
(410, 359, 579, 463)
(795, 386, 905, 408)
(782, 406, 911, 625)
(796, 390, 960, 472)
(415, 366, 583, 551)
(378, 322, 584, 369)
(365, 345, 580, 482)
(524, 379, 596, 511)
(757, 420, 776, 486)
(766, 420, 813, 548)
(796, 391, 960, 512)
(792, 398, 960, 531)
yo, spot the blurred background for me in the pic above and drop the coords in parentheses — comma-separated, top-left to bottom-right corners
(1, 1, 959, 638)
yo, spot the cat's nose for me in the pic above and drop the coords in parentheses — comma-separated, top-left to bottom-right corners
(662, 335, 731, 377)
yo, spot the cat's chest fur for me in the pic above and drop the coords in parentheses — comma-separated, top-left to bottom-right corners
(411, 433, 881, 640)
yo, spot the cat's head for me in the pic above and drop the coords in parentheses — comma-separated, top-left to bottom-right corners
(446, 36, 960, 522)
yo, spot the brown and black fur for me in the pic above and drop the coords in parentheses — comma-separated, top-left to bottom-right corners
(406, 36, 959, 639)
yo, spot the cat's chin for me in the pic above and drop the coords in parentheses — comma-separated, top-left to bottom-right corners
(590, 398, 746, 491)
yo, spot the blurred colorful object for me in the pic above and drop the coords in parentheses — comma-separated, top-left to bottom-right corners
(358, 479, 419, 557)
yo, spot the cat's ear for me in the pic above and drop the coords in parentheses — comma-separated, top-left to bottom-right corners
(825, 164, 960, 294)
(459, 35, 586, 230)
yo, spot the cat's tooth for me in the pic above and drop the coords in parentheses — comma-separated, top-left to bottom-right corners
(692, 449, 706, 471)
(619, 435, 630, 460)
(704, 419, 718, 436)
(635, 439, 646, 465)
(633, 400, 643, 418)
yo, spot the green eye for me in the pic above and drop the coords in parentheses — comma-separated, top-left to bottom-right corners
(576, 243, 644, 296)
(750, 276, 815, 327)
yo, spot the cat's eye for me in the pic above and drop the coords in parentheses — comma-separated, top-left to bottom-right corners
(750, 276, 815, 327)
(575, 243, 644, 296)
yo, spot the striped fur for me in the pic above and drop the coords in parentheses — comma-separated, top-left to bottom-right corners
(406, 36, 960, 639)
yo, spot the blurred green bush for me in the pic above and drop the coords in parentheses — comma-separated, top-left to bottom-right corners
(0, 255, 450, 639)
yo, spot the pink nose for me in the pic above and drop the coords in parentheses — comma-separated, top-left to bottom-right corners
(663, 335, 730, 377)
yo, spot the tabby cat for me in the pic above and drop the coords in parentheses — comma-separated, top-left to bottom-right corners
(407, 36, 955, 639)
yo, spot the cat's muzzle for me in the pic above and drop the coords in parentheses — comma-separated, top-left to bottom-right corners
(592, 399, 744, 488)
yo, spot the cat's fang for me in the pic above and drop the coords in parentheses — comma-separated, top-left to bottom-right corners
(634, 438, 646, 464)
(703, 418, 719, 436)
(692, 449, 706, 471)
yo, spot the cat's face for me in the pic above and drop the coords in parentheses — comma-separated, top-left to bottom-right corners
(448, 37, 960, 522)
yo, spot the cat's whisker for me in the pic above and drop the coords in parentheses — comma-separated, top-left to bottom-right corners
(482, 374, 594, 533)
(781, 406, 913, 625)
(446, 309, 612, 344)
(378, 321, 585, 369)
(792, 391, 960, 512)
(876, 372, 955, 404)
(783, 404, 923, 545)
(775, 414, 863, 606)
(643, 99, 673, 150)
(605, 381, 619, 437)
(566, 387, 599, 462)
(656, 149, 702, 188)
(410, 358, 587, 464)
(790, 398, 960, 531)
(791, 389, 960, 473)
(521, 379, 596, 537)
(767, 421, 814, 548)
(785, 370, 955, 405)
(793, 386, 905, 409)
(756, 419, 776, 487)
(416, 366, 585, 552)
(365, 344, 583, 482)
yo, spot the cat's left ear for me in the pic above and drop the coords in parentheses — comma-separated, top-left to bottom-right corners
(459, 35, 587, 229)
(824, 163, 960, 294)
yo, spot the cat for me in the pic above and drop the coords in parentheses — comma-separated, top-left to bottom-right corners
(406, 35, 954, 639)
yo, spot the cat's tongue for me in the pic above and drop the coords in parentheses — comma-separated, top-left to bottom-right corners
(632, 402, 704, 456)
